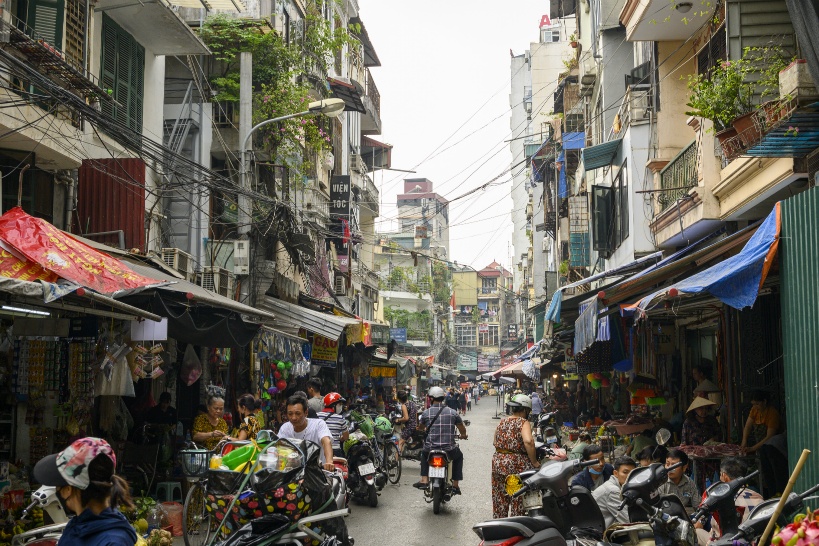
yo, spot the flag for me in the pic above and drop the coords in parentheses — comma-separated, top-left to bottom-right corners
(341, 219, 351, 244)
(450, 292, 456, 310)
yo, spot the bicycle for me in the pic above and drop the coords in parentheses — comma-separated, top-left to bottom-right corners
(374, 416, 402, 485)
(179, 446, 212, 546)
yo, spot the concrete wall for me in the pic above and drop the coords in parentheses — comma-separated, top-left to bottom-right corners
(510, 54, 531, 295)
(656, 41, 698, 160)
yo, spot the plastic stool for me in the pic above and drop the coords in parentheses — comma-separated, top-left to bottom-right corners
(155, 481, 183, 502)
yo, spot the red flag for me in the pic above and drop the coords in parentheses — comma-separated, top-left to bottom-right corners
(341, 219, 351, 244)
(450, 292, 456, 309)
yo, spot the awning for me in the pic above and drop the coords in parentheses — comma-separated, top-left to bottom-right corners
(328, 77, 366, 114)
(120, 259, 276, 321)
(258, 296, 360, 340)
(630, 203, 780, 313)
(167, 0, 245, 10)
(582, 139, 623, 171)
(491, 361, 525, 378)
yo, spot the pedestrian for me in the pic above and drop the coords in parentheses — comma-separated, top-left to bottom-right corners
(234, 393, 261, 441)
(395, 390, 418, 453)
(658, 449, 700, 509)
(306, 378, 323, 414)
(491, 394, 540, 518)
(570, 445, 614, 491)
(459, 389, 468, 415)
(466, 391, 472, 411)
(531, 391, 543, 423)
(446, 389, 460, 411)
(593, 456, 637, 527)
(473, 384, 480, 404)
(33, 437, 136, 546)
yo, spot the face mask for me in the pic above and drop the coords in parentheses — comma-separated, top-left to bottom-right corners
(335, 404, 344, 414)
(589, 466, 603, 475)
(57, 486, 75, 517)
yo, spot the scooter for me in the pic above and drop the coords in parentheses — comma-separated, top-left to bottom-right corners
(473, 457, 604, 545)
(711, 483, 819, 546)
(536, 412, 562, 445)
(420, 435, 468, 515)
(343, 430, 384, 507)
(690, 470, 760, 539)
(12, 486, 69, 546)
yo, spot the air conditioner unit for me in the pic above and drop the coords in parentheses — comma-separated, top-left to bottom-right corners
(161, 248, 195, 282)
(233, 240, 249, 275)
(333, 275, 346, 295)
(628, 85, 652, 120)
(200, 267, 236, 299)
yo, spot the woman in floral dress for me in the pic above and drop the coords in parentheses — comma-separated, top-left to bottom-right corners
(491, 394, 540, 519)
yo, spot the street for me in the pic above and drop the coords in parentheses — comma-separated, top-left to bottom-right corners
(346, 396, 502, 546)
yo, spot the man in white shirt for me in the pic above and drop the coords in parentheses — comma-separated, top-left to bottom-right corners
(277, 394, 335, 470)
(593, 456, 637, 528)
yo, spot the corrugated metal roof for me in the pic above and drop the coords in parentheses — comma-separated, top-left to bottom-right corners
(258, 296, 360, 340)
(582, 139, 622, 171)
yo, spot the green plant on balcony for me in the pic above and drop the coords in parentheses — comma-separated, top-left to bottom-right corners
(685, 58, 753, 131)
(558, 260, 569, 277)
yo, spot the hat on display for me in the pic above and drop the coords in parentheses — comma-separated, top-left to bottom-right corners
(33, 437, 116, 490)
(687, 397, 717, 413)
(694, 379, 721, 393)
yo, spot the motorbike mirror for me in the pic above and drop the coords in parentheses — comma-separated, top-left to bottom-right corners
(666, 461, 685, 471)
(656, 428, 671, 446)
(579, 459, 599, 468)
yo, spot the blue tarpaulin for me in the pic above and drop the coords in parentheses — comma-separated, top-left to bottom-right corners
(634, 203, 780, 312)
(545, 290, 563, 324)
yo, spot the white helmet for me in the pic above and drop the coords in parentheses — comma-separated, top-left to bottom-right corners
(509, 394, 532, 409)
(429, 386, 446, 399)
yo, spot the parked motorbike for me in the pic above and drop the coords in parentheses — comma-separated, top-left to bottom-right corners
(12, 486, 69, 546)
(711, 483, 819, 546)
(690, 470, 760, 539)
(342, 430, 385, 507)
(536, 411, 562, 445)
(473, 457, 604, 545)
(420, 435, 468, 514)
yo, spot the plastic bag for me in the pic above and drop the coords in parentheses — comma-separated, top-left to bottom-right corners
(180, 345, 202, 386)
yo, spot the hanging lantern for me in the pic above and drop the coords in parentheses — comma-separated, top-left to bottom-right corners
(601, 378, 611, 387)
(267, 387, 277, 395)
(274, 371, 282, 379)
(586, 373, 596, 381)
(276, 379, 287, 391)
(590, 379, 602, 389)
(277, 361, 286, 371)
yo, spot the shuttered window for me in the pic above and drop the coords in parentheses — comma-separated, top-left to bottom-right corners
(100, 14, 144, 133)
(18, 0, 64, 47)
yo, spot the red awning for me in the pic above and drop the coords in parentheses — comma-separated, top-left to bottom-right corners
(0, 207, 163, 295)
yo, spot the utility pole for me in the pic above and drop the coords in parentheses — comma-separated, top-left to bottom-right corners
(238, 51, 252, 237)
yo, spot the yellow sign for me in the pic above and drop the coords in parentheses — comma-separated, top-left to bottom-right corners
(311, 334, 339, 366)
(370, 366, 396, 378)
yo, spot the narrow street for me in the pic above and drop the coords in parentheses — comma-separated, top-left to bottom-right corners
(346, 396, 502, 546)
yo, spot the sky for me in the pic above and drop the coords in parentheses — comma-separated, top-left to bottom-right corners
(360, 1, 550, 271)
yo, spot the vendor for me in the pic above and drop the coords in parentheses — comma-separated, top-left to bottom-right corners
(740, 390, 787, 497)
(192, 394, 233, 450)
(680, 397, 721, 445)
(626, 429, 656, 457)
(145, 392, 177, 427)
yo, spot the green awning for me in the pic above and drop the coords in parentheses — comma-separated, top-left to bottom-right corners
(582, 139, 622, 171)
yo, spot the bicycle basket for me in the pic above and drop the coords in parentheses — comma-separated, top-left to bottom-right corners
(179, 449, 210, 478)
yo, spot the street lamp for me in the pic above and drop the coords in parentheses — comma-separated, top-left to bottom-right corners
(238, 98, 346, 234)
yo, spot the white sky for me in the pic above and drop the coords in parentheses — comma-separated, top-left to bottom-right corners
(361, 1, 549, 271)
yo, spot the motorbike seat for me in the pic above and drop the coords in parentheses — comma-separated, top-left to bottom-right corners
(474, 516, 558, 541)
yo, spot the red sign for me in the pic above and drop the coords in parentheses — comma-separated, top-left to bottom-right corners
(0, 247, 58, 283)
(0, 207, 161, 294)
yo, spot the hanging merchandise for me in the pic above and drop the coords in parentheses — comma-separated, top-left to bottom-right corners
(180, 345, 203, 386)
(94, 344, 135, 397)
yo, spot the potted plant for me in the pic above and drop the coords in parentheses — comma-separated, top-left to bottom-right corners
(686, 60, 752, 153)
(569, 33, 578, 48)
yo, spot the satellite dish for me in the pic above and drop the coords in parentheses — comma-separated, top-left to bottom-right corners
(656, 428, 671, 446)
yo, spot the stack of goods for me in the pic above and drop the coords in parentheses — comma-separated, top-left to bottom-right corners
(67, 338, 95, 433)
(676, 443, 745, 459)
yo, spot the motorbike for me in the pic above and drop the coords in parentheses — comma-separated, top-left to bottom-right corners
(536, 412, 562, 445)
(420, 435, 468, 514)
(343, 428, 385, 507)
(473, 457, 604, 545)
(12, 486, 69, 546)
(690, 470, 760, 539)
(711, 483, 819, 546)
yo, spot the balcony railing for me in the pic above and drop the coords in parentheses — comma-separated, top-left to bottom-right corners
(658, 140, 698, 211)
(380, 278, 430, 293)
(365, 68, 381, 118)
(303, 188, 330, 225)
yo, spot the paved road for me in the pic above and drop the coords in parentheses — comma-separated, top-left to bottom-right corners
(346, 395, 504, 546)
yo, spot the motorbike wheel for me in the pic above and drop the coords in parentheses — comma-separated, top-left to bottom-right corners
(183, 482, 211, 546)
(367, 483, 378, 507)
(432, 485, 442, 514)
(384, 443, 402, 484)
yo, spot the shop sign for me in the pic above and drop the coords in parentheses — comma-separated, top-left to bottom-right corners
(311, 333, 339, 368)
(369, 323, 391, 345)
(370, 365, 396, 378)
(562, 347, 577, 374)
(390, 328, 407, 343)
(337, 254, 349, 273)
(507, 324, 518, 340)
(457, 352, 477, 371)
(478, 323, 489, 333)
(477, 354, 493, 372)
(0, 248, 57, 283)
(0, 207, 161, 294)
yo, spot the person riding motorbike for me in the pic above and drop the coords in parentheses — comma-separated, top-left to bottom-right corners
(413, 386, 468, 494)
(592, 455, 637, 527)
(570, 444, 614, 491)
(32, 437, 136, 546)
(694, 457, 763, 546)
(317, 392, 350, 458)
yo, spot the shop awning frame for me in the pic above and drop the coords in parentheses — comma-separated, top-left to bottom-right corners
(258, 296, 360, 340)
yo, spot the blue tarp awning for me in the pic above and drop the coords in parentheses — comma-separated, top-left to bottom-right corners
(632, 203, 780, 313)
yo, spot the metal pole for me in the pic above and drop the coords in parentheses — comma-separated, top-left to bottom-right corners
(238, 52, 252, 236)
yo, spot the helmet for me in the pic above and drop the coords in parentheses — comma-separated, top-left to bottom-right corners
(374, 415, 392, 433)
(323, 392, 345, 408)
(509, 394, 532, 409)
(429, 386, 446, 399)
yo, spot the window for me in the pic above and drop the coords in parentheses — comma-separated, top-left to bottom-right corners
(455, 324, 476, 347)
(697, 25, 727, 77)
(100, 14, 145, 133)
(592, 160, 629, 255)
(482, 278, 497, 294)
(540, 28, 561, 43)
(478, 324, 499, 346)
(18, 0, 64, 47)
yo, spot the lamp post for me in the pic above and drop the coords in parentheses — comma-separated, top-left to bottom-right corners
(237, 98, 346, 235)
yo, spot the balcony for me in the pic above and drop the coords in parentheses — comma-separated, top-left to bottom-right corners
(620, 0, 716, 42)
(303, 187, 331, 228)
(348, 45, 365, 89)
(361, 68, 382, 135)
(650, 129, 723, 248)
(657, 140, 697, 212)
